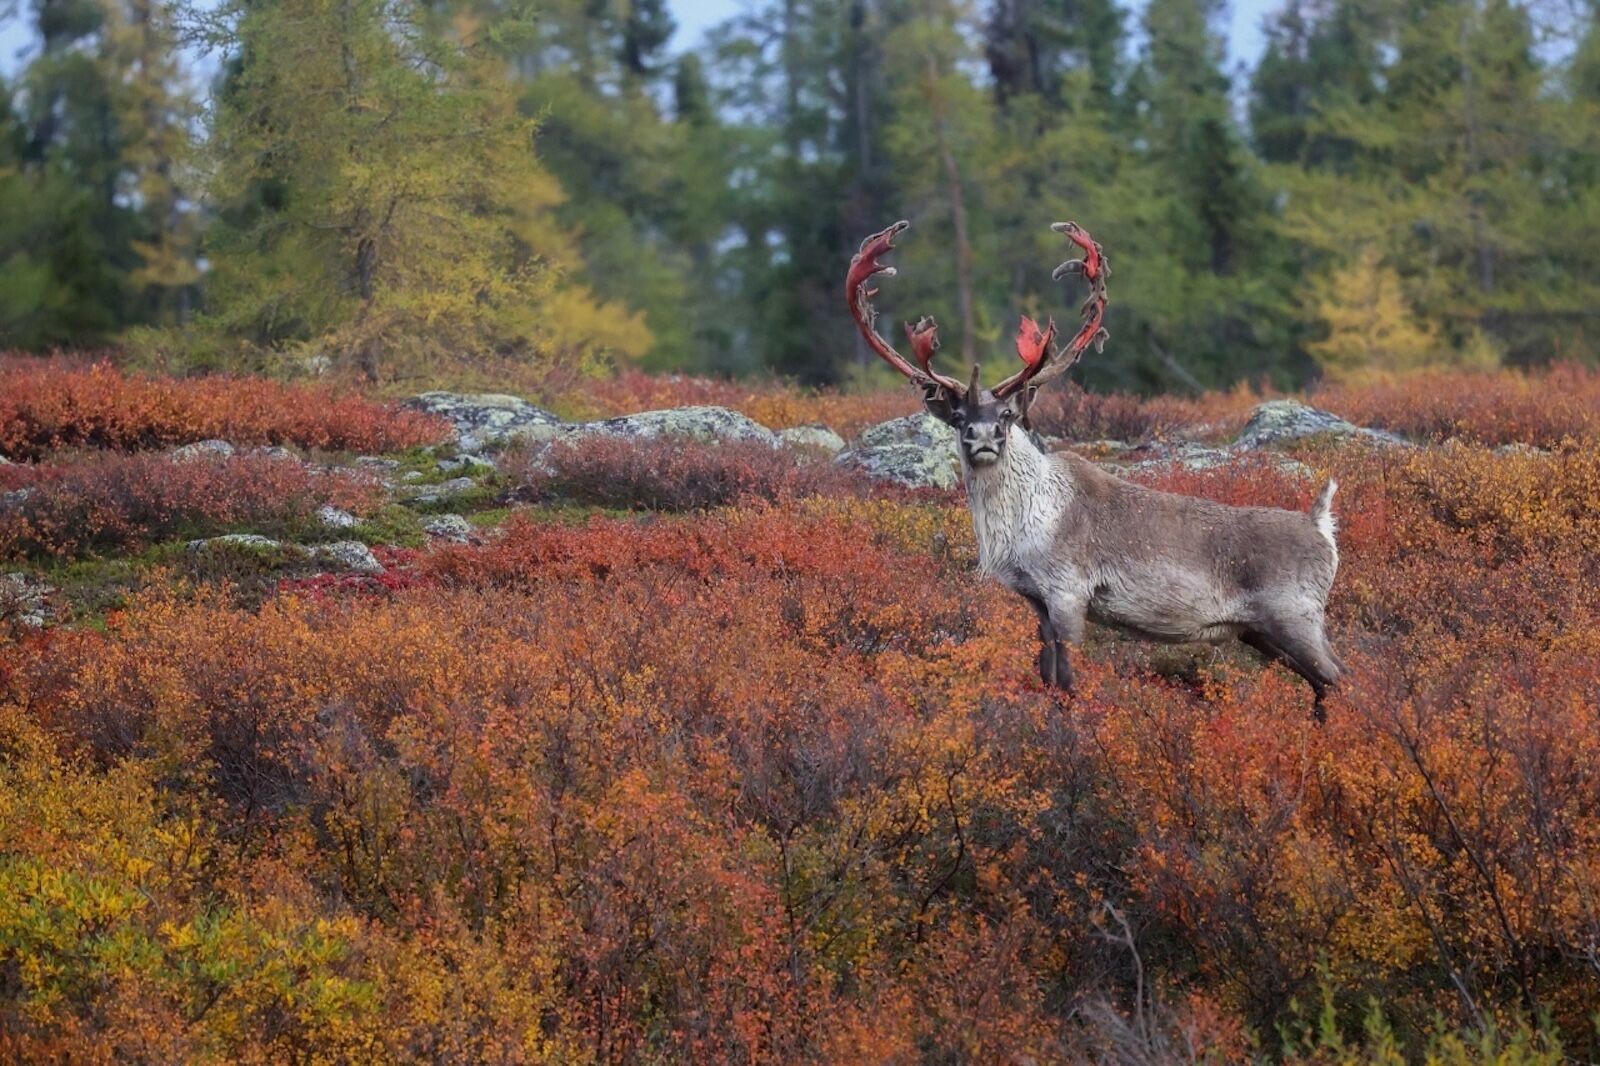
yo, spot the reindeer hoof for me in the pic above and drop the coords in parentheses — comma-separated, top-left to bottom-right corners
(1037, 642, 1074, 692)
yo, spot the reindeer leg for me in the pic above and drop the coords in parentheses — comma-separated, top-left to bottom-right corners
(1021, 594, 1062, 688)
(1023, 594, 1084, 693)
(1242, 624, 1339, 724)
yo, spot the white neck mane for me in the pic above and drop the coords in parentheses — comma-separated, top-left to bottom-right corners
(962, 428, 1075, 579)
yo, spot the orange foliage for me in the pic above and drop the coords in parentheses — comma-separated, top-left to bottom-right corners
(1315, 363, 1600, 447)
(5, 366, 1600, 1060)
(0, 356, 447, 460)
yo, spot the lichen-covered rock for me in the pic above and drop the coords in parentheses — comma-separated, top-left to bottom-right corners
(407, 476, 479, 506)
(1122, 444, 1240, 473)
(0, 572, 55, 628)
(186, 533, 281, 553)
(778, 424, 846, 455)
(586, 406, 778, 446)
(250, 445, 297, 462)
(404, 391, 562, 449)
(423, 514, 473, 543)
(1235, 400, 1405, 449)
(0, 487, 33, 510)
(1115, 442, 1316, 480)
(316, 504, 360, 530)
(355, 456, 400, 471)
(314, 540, 384, 574)
(437, 453, 497, 474)
(169, 439, 236, 462)
(836, 414, 960, 490)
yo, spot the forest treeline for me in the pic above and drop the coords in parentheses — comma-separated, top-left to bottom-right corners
(1, 0, 1598, 390)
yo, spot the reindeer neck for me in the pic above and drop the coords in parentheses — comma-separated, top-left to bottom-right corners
(962, 428, 1075, 578)
(962, 426, 1056, 496)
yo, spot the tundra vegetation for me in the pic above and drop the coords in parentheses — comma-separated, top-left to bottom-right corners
(2, 355, 1599, 1062)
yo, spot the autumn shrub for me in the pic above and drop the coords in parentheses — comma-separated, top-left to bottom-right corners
(1314, 362, 1600, 446)
(6, 389, 1600, 1059)
(504, 434, 913, 511)
(0, 356, 448, 460)
(0, 452, 381, 559)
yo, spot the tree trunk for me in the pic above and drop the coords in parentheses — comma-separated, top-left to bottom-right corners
(927, 54, 978, 371)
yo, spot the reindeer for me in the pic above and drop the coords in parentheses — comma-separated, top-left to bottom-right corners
(845, 220, 1342, 720)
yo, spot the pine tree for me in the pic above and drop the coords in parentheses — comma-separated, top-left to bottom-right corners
(1307, 246, 1447, 382)
(1116, 0, 1298, 389)
(883, 0, 999, 371)
(1249, 0, 1384, 167)
(1282, 0, 1595, 368)
(0, 0, 197, 347)
(186, 0, 641, 380)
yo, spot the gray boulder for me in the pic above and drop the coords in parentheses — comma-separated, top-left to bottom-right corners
(407, 476, 479, 506)
(316, 504, 361, 530)
(437, 453, 497, 474)
(314, 540, 384, 575)
(582, 406, 777, 446)
(423, 514, 474, 543)
(836, 414, 960, 490)
(1115, 442, 1316, 481)
(1236, 400, 1405, 449)
(778, 424, 847, 455)
(404, 392, 562, 450)
(513, 405, 781, 450)
(1, 572, 55, 628)
(169, 439, 236, 462)
(354, 455, 400, 472)
(187, 533, 281, 553)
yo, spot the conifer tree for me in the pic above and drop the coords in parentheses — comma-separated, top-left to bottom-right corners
(0, 0, 196, 346)
(186, 0, 641, 380)
(1282, 0, 1597, 367)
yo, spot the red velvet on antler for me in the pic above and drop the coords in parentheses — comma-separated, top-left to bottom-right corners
(906, 316, 942, 377)
(1014, 315, 1056, 369)
(991, 221, 1110, 399)
(845, 222, 968, 396)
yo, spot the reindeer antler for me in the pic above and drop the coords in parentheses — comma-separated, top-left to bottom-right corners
(992, 221, 1109, 399)
(846, 221, 968, 397)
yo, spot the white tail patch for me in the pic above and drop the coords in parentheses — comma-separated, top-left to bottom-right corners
(1312, 479, 1339, 550)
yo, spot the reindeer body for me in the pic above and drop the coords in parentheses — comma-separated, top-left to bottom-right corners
(845, 218, 1343, 717)
(963, 426, 1343, 711)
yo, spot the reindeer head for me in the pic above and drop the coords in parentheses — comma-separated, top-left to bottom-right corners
(844, 219, 1109, 465)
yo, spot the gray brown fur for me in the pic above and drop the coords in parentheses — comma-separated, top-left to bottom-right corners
(845, 218, 1341, 718)
(933, 385, 1342, 719)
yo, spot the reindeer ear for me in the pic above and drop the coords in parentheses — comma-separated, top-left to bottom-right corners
(922, 383, 961, 426)
(1015, 384, 1039, 430)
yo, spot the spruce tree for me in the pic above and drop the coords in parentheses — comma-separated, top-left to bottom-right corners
(186, 0, 638, 380)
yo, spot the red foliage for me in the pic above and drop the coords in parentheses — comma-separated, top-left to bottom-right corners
(6, 366, 1600, 1060)
(505, 435, 916, 511)
(275, 545, 427, 601)
(0, 451, 382, 558)
(1314, 363, 1600, 446)
(0, 356, 448, 460)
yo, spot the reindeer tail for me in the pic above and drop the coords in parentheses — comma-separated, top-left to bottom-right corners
(1310, 479, 1338, 547)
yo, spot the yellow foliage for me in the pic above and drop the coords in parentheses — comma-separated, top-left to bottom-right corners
(1308, 248, 1493, 384)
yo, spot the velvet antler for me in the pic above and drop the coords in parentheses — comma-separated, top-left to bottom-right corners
(991, 222, 1109, 399)
(845, 222, 968, 397)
